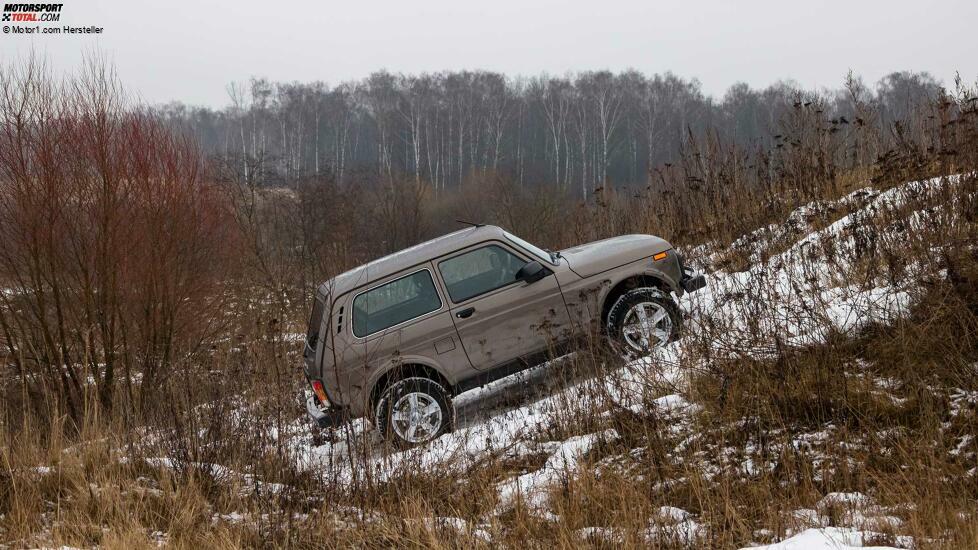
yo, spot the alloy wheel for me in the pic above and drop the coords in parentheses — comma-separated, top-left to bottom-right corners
(390, 392, 443, 443)
(621, 301, 673, 352)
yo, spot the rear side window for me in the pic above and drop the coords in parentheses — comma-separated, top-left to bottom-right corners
(353, 270, 442, 337)
(438, 244, 527, 303)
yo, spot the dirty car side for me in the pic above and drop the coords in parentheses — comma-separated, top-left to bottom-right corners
(302, 225, 703, 428)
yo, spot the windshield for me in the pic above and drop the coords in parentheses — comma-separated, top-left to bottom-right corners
(503, 231, 557, 265)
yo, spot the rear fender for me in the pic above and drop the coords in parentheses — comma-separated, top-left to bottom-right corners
(360, 356, 455, 418)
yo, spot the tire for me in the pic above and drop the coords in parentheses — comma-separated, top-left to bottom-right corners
(605, 287, 682, 360)
(375, 377, 454, 448)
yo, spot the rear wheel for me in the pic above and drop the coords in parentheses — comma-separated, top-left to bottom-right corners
(606, 287, 681, 359)
(375, 377, 454, 448)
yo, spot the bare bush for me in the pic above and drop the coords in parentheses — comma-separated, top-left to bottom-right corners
(0, 56, 238, 429)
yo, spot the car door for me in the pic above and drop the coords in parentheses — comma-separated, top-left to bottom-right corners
(331, 265, 472, 409)
(435, 241, 572, 371)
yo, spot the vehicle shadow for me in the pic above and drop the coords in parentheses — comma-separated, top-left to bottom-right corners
(317, 353, 612, 459)
(451, 353, 601, 430)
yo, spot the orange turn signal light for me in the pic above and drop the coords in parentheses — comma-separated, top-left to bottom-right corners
(311, 380, 330, 406)
(653, 251, 668, 261)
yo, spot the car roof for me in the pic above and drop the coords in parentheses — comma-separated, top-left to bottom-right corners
(317, 224, 509, 300)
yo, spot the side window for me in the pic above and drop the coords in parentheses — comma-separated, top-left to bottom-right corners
(353, 270, 441, 337)
(438, 244, 528, 303)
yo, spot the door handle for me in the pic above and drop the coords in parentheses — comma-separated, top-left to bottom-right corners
(455, 307, 476, 319)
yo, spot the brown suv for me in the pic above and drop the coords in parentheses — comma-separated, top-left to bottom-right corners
(303, 225, 705, 446)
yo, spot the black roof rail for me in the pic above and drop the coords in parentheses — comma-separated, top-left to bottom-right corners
(455, 219, 486, 228)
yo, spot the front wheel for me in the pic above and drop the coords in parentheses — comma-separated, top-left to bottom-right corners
(375, 377, 454, 448)
(606, 287, 681, 359)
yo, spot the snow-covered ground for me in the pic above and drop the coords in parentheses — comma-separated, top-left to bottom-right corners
(751, 527, 912, 550)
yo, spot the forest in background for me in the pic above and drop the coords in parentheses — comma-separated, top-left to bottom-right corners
(158, 69, 944, 196)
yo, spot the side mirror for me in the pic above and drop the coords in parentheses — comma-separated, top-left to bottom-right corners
(515, 260, 551, 284)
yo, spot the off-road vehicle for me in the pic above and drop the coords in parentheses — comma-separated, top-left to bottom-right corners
(302, 225, 705, 446)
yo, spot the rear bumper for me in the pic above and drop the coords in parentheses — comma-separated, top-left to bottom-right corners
(680, 267, 707, 293)
(305, 391, 348, 429)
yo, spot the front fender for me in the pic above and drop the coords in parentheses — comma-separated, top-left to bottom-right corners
(595, 256, 683, 304)
(647, 250, 684, 295)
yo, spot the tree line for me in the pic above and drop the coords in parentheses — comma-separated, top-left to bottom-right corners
(157, 69, 945, 196)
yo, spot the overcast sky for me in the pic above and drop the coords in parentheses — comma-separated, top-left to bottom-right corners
(3, 0, 975, 107)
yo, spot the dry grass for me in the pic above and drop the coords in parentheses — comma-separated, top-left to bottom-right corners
(2, 61, 978, 548)
(2, 194, 977, 548)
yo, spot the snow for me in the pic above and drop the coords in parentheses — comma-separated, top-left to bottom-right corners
(810, 493, 906, 532)
(576, 512, 704, 546)
(792, 509, 820, 524)
(682, 175, 966, 355)
(295, 352, 644, 490)
(216, 512, 248, 524)
(652, 393, 697, 414)
(577, 526, 626, 543)
(646, 516, 704, 544)
(817, 492, 876, 509)
(746, 527, 904, 550)
(496, 429, 617, 510)
(656, 505, 692, 522)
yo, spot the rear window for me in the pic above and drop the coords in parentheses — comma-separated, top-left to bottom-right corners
(305, 295, 326, 350)
(353, 270, 442, 337)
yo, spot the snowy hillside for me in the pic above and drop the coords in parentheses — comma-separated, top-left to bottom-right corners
(277, 174, 974, 549)
(9, 174, 974, 549)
